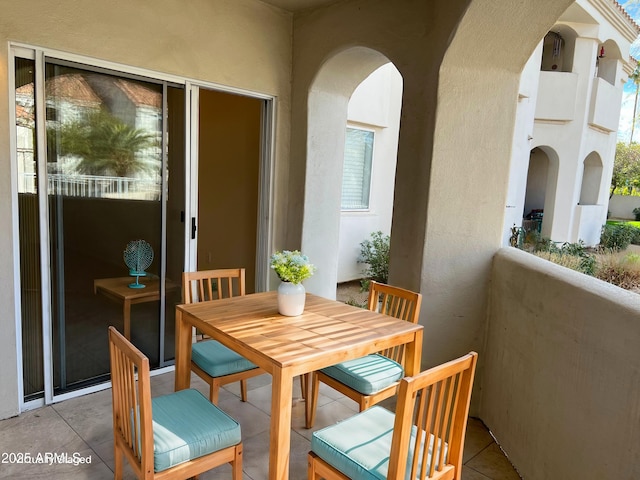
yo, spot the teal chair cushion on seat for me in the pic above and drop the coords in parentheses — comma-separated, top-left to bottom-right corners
(320, 353, 404, 395)
(192, 340, 258, 377)
(151, 388, 241, 472)
(311, 406, 446, 480)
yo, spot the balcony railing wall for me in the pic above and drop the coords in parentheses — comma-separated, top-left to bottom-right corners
(534, 71, 578, 122)
(588, 76, 622, 132)
(481, 247, 640, 479)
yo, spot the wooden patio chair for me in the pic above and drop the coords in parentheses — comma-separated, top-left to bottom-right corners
(108, 326, 243, 480)
(183, 268, 264, 403)
(308, 351, 478, 480)
(307, 280, 422, 428)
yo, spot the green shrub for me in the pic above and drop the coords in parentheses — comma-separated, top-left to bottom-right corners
(634, 207, 640, 221)
(533, 241, 596, 276)
(599, 223, 637, 251)
(358, 231, 390, 288)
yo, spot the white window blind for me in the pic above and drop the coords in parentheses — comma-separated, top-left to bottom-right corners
(341, 127, 373, 210)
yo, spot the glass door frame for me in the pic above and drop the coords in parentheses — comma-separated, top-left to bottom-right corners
(184, 83, 275, 290)
(10, 43, 276, 413)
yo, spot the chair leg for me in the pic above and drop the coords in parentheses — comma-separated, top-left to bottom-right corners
(240, 379, 248, 402)
(308, 452, 320, 480)
(210, 380, 220, 404)
(114, 445, 123, 480)
(306, 372, 320, 428)
(232, 444, 243, 480)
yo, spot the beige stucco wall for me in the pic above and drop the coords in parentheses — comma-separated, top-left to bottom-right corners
(424, 0, 574, 369)
(0, 0, 292, 419)
(483, 247, 640, 479)
(289, 0, 472, 299)
(290, 0, 574, 375)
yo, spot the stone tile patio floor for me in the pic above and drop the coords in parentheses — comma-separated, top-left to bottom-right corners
(0, 370, 521, 479)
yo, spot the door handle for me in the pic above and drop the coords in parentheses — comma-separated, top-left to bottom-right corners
(191, 217, 197, 240)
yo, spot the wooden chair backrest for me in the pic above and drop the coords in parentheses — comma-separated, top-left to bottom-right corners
(182, 268, 246, 304)
(388, 352, 478, 480)
(108, 326, 154, 478)
(367, 281, 422, 364)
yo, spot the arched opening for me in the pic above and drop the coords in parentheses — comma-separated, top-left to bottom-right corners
(579, 151, 603, 205)
(596, 39, 623, 86)
(524, 146, 560, 238)
(541, 27, 578, 73)
(302, 46, 399, 299)
(337, 63, 403, 289)
(524, 148, 549, 234)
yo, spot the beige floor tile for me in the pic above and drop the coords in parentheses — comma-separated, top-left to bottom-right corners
(0, 407, 112, 480)
(465, 442, 521, 480)
(463, 465, 494, 480)
(464, 417, 497, 462)
(0, 370, 515, 480)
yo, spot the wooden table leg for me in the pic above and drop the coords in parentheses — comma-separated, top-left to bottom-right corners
(269, 367, 293, 480)
(405, 329, 423, 376)
(123, 299, 131, 340)
(174, 308, 192, 392)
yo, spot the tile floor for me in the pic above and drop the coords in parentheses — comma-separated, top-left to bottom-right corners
(0, 371, 521, 479)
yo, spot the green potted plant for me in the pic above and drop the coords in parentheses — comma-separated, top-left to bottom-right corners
(270, 250, 316, 316)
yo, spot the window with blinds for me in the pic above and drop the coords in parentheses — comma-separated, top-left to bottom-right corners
(341, 127, 374, 210)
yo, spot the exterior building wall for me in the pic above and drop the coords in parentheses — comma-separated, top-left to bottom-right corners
(0, 0, 620, 432)
(507, 0, 637, 247)
(337, 64, 402, 283)
(0, 0, 293, 420)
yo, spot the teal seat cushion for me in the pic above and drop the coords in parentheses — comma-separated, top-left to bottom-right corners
(320, 354, 404, 394)
(192, 340, 258, 377)
(151, 388, 241, 472)
(311, 406, 446, 480)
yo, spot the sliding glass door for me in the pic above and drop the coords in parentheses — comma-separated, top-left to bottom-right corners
(15, 51, 185, 400)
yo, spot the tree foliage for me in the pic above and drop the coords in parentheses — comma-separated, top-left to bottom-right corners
(50, 109, 156, 177)
(611, 142, 640, 197)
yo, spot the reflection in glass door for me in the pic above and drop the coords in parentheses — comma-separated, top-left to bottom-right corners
(15, 52, 185, 400)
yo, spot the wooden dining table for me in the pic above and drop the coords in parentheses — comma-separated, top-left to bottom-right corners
(174, 291, 424, 480)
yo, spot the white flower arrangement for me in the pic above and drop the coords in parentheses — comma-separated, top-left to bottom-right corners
(270, 250, 316, 284)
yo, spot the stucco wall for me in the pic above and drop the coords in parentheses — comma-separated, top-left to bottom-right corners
(609, 194, 640, 219)
(427, 0, 574, 369)
(0, 0, 292, 419)
(291, 0, 573, 374)
(482, 247, 640, 479)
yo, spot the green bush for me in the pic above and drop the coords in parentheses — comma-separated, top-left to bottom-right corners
(634, 207, 640, 221)
(358, 231, 390, 289)
(600, 223, 638, 251)
(533, 241, 596, 276)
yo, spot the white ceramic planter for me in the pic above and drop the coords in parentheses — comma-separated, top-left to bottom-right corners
(277, 281, 306, 316)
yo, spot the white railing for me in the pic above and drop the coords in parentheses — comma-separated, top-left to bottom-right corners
(19, 173, 161, 200)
